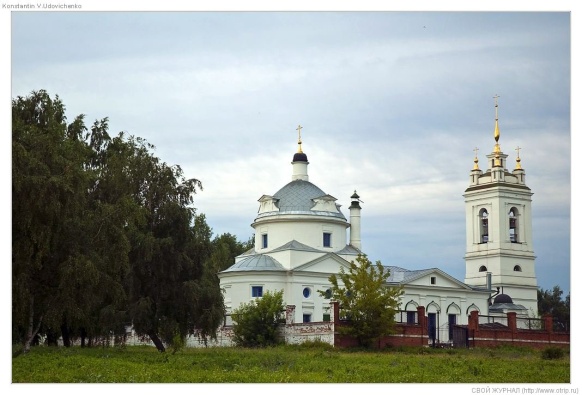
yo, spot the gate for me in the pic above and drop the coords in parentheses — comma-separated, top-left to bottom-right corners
(452, 325, 469, 348)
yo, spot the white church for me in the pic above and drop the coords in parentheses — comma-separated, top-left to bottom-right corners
(217, 99, 538, 338)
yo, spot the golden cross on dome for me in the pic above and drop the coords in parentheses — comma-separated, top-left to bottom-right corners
(515, 146, 522, 169)
(296, 124, 303, 153)
(473, 147, 480, 170)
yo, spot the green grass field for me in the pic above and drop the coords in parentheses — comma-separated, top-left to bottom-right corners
(11, 343, 570, 383)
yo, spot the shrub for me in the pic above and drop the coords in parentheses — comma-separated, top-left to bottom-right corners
(231, 290, 285, 347)
(541, 346, 565, 360)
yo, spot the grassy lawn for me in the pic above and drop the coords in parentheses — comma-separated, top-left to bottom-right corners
(11, 343, 570, 383)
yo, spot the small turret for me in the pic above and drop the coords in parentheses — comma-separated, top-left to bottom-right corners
(349, 190, 362, 250)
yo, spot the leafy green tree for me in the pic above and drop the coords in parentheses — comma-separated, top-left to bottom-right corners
(13, 90, 227, 352)
(323, 254, 403, 348)
(12, 90, 95, 352)
(231, 290, 285, 347)
(117, 137, 225, 352)
(538, 286, 570, 331)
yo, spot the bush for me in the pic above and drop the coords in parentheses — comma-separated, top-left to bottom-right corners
(295, 339, 334, 350)
(232, 290, 285, 347)
(541, 347, 565, 360)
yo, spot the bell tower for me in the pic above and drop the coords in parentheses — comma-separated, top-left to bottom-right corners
(463, 96, 538, 315)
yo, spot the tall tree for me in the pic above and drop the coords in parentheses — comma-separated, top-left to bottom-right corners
(13, 90, 227, 352)
(324, 254, 403, 348)
(538, 286, 570, 331)
(120, 137, 223, 351)
(12, 90, 92, 351)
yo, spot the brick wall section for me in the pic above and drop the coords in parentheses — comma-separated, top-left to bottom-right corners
(467, 311, 570, 349)
(122, 304, 570, 349)
(332, 303, 429, 348)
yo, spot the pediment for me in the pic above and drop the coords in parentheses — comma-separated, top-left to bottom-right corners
(387, 266, 474, 290)
(292, 253, 352, 274)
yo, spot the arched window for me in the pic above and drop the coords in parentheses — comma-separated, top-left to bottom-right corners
(479, 265, 487, 272)
(404, 300, 418, 324)
(514, 265, 522, 272)
(509, 207, 518, 243)
(479, 209, 489, 243)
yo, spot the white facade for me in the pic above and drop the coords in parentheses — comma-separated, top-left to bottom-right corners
(218, 145, 362, 324)
(217, 133, 509, 334)
(463, 102, 538, 315)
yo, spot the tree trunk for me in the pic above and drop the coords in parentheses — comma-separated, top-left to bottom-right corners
(80, 328, 87, 348)
(148, 331, 165, 352)
(61, 322, 71, 347)
(23, 296, 43, 353)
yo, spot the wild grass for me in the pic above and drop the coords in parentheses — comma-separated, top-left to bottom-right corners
(11, 343, 570, 383)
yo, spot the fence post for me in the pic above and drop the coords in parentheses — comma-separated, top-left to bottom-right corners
(417, 306, 426, 345)
(469, 310, 479, 334)
(543, 314, 553, 334)
(330, 300, 340, 347)
(507, 312, 517, 335)
(331, 300, 340, 324)
(285, 305, 296, 325)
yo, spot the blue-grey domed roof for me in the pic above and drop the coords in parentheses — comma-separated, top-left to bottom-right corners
(254, 179, 346, 220)
(274, 180, 326, 212)
(221, 254, 285, 273)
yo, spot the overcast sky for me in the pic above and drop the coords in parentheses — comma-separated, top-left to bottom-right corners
(6, 4, 573, 298)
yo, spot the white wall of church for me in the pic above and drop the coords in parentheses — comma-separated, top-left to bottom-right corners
(253, 217, 348, 256)
(400, 287, 488, 326)
(220, 270, 339, 324)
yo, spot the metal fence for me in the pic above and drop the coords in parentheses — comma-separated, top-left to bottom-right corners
(477, 315, 508, 327)
(516, 316, 545, 331)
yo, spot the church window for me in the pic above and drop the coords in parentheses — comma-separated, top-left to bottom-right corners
(324, 288, 332, 299)
(448, 314, 457, 341)
(509, 208, 518, 243)
(479, 265, 487, 272)
(514, 265, 522, 272)
(303, 287, 311, 298)
(406, 311, 416, 324)
(261, 234, 268, 249)
(303, 313, 311, 323)
(323, 232, 332, 247)
(430, 276, 436, 285)
(251, 286, 263, 298)
(479, 209, 489, 243)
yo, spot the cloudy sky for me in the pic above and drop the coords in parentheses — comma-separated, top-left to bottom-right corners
(6, 4, 573, 297)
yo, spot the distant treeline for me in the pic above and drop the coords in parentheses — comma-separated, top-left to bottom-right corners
(12, 90, 252, 353)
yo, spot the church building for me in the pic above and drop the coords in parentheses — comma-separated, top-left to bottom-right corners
(218, 99, 538, 340)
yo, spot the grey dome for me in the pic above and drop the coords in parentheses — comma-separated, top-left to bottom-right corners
(221, 254, 285, 273)
(255, 179, 346, 220)
(274, 180, 326, 212)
